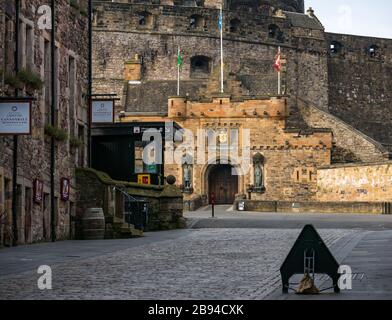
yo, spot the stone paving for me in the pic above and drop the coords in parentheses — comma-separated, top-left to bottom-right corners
(186, 206, 392, 230)
(268, 230, 392, 300)
(0, 228, 357, 300)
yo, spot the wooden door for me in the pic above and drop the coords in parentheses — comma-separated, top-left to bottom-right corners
(209, 165, 238, 204)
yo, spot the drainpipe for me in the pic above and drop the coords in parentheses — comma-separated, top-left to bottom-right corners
(87, 0, 92, 167)
(11, 0, 20, 246)
(50, 0, 56, 242)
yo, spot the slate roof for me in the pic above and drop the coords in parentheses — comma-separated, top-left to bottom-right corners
(285, 12, 324, 31)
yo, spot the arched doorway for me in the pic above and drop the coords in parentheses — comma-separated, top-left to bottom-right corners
(208, 164, 238, 204)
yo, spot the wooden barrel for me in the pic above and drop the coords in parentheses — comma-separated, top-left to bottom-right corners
(82, 208, 105, 240)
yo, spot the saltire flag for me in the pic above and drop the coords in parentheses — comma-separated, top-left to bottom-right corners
(273, 47, 282, 72)
(218, 6, 224, 93)
(218, 9, 223, 31)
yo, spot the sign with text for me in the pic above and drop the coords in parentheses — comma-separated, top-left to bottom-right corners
(60, 178, 70, 202)
(91, 100, 115, 124)
(138, 174, 151, 185)
(33, 179, 44, 204)
(0, 100, 32, 135)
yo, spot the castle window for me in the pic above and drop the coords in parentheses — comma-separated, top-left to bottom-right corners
(330, 41, 342, 54)
(190, 56, 210, 78)
(137, 12, 153, 28)
(268, 24, 284, 42)
(229, 19, 240, 33)
(368, 45, 379, 58)
(189, 14, 204, 30)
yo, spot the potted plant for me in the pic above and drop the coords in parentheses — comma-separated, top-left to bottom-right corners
(44, 124, 68, 142)
(18, 69, 43, 92)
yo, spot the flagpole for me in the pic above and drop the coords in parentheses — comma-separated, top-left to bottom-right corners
(220, 5, 224, 93)
(177, 46, 180, 96)
(278, 46, 281, 96)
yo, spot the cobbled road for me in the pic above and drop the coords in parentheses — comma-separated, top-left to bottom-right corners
(0, 228, 358, 300)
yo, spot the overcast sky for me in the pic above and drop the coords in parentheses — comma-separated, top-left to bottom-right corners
(306, 0, 391, 39)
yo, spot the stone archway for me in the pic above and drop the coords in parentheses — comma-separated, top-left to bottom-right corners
(207, 164, 239, 204)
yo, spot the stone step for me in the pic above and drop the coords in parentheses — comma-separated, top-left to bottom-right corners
(120, 226, 144, 239)
(112, 219, 144, 239)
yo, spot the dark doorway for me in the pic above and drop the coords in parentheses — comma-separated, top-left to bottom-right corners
(208, 164, 238, 204)
(43, 193, 50, 241)
(92, 135, 132, 182)
(24, 187, 32, 244)
(190, 56, 210, 78)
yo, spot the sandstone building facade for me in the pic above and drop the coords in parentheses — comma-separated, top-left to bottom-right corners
(0, 0, 89, 246)
(92, 0, 392, 207)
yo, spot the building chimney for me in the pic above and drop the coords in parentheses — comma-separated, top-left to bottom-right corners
(307, 7, 315, 18)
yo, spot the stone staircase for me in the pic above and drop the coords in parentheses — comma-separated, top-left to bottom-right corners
(198, 65, 250, 98)
(108, 216, 144, 239)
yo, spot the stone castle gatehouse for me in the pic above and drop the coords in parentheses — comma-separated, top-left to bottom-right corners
(92, 0, 392, 208)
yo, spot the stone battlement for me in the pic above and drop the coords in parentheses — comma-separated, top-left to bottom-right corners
(96, 0, 305, 13)
(168, 95, 288, 119)
(92, 1, 321, 47)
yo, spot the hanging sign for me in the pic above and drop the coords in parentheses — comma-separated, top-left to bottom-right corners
(60, 178, 70, 202)
(33, 179, 44, 204)
(91, 99, 115, 124)
(0, 100, 32, 135)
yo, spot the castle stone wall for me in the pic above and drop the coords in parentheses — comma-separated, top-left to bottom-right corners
(317, 162, 392, 202)
(92, 2, 328, 127)
(0, 0, 89, 245)
(327, 33, 392, 151)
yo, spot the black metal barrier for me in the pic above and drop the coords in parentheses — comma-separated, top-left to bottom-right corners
(280, 225, 341, 294)
(383, 203, 392, 215)
(124, 199, 149, 231)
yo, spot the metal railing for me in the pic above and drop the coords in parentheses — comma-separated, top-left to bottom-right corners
(113, 186, 149, 231)
(383, 203, 392, 215)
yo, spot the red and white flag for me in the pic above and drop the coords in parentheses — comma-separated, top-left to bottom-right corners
(273, 47, 282, 72)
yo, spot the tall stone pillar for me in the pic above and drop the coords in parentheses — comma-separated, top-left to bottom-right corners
(204, 0, 223, 9)
(124, 54, 142, 82)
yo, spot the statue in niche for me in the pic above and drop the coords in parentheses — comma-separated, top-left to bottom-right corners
(252, 153, 266, 193)
(182, 153, 194, 193)
(183, 164, 192, 189)
(255, 164, 263, 189)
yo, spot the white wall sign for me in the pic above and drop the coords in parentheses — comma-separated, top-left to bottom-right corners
(91, 100, 115, 124)
(0, 101, 32, 135)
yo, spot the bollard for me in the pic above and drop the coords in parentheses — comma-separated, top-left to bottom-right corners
(211, 192, 216, 218)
